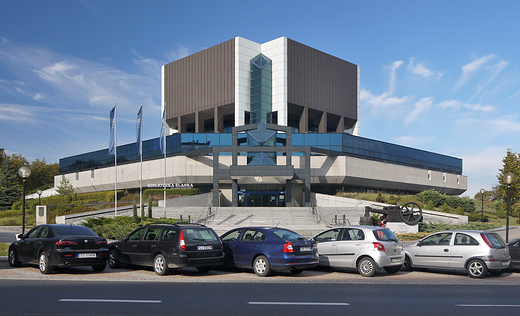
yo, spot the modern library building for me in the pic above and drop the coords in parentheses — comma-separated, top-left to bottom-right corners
(56, 37, 467, 207)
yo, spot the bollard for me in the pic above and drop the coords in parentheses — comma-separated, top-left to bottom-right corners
(334, 215, 337, 224)
(188, 215, 191, 223)
(343, 215, 346, 225)
(180, 215, 183, 223)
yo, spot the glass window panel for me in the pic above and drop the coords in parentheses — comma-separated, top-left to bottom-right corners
(304, 134, 318, 146)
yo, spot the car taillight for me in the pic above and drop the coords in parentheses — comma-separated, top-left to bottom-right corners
(481, 233, 492, 248)
(96, 241, 107, 245)
(56, 240, 77, 246)
(373, 242, 385, 251)
(283, 242, 294, 253)
(179, 230, 185, 251)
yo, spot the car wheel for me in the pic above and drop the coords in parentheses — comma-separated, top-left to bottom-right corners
(108, 250, 121, 269)
(384, 266, 401, 274)
(253, 255, 272, 277)
(39, 252, 53, 274)
(92, 264, 106, 272)
(489, 269, 505, 276)
(197, 266, 212, 273)
(402, 255, 413, 271)
(153, 254, 169, 276)
(290, 269, 304, 275)
(467, 259, 488, 278)
(357, 257, 377, 277)
(8, 249, 21, 267)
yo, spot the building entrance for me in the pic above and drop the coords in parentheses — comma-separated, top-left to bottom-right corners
(238, 184, 286, 207)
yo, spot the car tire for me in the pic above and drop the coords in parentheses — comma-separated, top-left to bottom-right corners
(402, 255, 413, 271)
(253, 255, 272, 277)
(197, 266, 212, 273)
(357, 257, 377, 277)
(384, 266, 401, 274)
(39, 252, 53, 274)
(8, 249, 21, 267)
(92, 264, 106, 272)
(467, 259, 488, 278)
(108, 250, 121, 269)
(153, 254, 169, 276)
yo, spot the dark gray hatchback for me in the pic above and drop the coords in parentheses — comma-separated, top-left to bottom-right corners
(108, 223, 224, 275)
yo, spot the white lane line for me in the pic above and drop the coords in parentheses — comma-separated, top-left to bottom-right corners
(457, 304, 520, 307)
(249, 302, 349, 306)
(60, 299, 161, 304)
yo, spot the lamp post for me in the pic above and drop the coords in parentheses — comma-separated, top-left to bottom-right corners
(18, 166, 31, 236)
(504, 172, 515, 243)
(37, 190, 42, 205)
(480, 188, 485, 222)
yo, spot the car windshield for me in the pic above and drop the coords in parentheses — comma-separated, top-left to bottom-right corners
(53, 225, 98, 237)
(373, 229, 399, 242)
(271, 229, 303, 241)
(184, 228, 219, 243)
(484, 233, 506, 248)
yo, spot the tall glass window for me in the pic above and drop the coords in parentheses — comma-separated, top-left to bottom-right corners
(250, 54, 273, 124)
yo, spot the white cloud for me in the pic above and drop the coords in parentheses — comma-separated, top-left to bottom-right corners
(167, 44, 190, 61)
(404, 97, 433, 125)
(454, 54, 496, 91)
(438, 100, 494, 111)
(407, 58, 443, 79)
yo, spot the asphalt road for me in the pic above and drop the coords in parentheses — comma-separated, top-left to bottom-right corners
(0, 280, 519, 315)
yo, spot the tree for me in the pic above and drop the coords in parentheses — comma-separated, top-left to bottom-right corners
(56, 178, 74, 195)
(496, 149, 520, 218)
(0, 158, 22, 210)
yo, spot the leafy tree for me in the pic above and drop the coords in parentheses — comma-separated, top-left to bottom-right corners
(0, 159, 22, 210)
(147, 195, 152, 218)
(56, 178, 74, 195)
(496, 149, 520, 218)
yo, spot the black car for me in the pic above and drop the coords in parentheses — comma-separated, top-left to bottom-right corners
(107, 223, 224, 275)
(8, 224, 108, 274)
(509, 239, 520, 270)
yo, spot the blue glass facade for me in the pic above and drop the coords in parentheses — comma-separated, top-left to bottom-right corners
(59, 132, 462, 175)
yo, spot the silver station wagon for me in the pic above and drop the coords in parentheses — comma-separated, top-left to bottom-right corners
(403, 230, 510, 278)
(312, 226, 404, 277)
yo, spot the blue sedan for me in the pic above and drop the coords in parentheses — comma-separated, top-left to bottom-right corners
(220, 227, 319, 277)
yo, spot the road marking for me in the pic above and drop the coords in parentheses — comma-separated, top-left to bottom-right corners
(60, 299, 161, 304)
(249, 302, 349, 306)
(457, 304, 520, 307)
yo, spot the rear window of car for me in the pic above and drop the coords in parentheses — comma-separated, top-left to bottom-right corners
(54, 225, 97, 237)
(271, 229, 303, 241)
(183, 228, 219, 243)
(373, 229, 399, 242)
(484, 233, 506, 248)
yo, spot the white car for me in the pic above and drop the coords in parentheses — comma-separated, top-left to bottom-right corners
(403, 230, 510, 278)
(312, 226, 404, 277)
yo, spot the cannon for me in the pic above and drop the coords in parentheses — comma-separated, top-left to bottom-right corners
(361, 202, 423, 226)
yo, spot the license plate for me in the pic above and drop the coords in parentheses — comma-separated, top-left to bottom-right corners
(391, 258, 402, 263)
(78, 253, 96, 258)
(300, 246, 312, 252)
(197, 245, 212, 250)
(502, 261, 510, 266)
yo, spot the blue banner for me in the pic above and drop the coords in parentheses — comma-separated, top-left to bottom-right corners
(136, 105, 143, 155)
(109, 106, 116, 156)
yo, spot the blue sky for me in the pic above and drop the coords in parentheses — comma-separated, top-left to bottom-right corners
(1, 0, 519, 198)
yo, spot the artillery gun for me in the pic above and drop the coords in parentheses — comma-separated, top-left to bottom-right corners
(361, 202, 423, 226)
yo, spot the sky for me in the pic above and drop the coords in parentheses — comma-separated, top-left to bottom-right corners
(1, 0, 519, 198)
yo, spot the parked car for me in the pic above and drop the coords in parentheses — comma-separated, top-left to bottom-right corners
(220, 227, 319, 277)
(8, 224, 108, 274)
(508, 238, 520, 270)
(403, 230, 511, 278)
(108, 223, 224, 275)
(312, 226, 404, 277)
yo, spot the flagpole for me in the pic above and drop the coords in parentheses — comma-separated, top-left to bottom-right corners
(163, 103, 167, 218)
(139, 102, 143, 219)
(114, 103, 118, 217)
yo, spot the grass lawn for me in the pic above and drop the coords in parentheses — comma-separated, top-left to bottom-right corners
(0, 243, 8, 257)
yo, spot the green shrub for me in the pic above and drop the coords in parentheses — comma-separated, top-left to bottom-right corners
(425, 200, 435, 210)
(455, 206, 464, 215)
(417, 190, 445, 207)
(468, 212, 488, 222)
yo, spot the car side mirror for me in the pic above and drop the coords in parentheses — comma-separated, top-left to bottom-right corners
(122, 236, 128, 242)
(417, 241, 422, 246)
(17, 234, 24, 240)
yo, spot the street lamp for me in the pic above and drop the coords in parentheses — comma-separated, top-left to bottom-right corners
(37, 190, 42, 205)
(504, 172, 515, 243)
(480, 188, 485, 222)
(18, 166, 31, 236)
